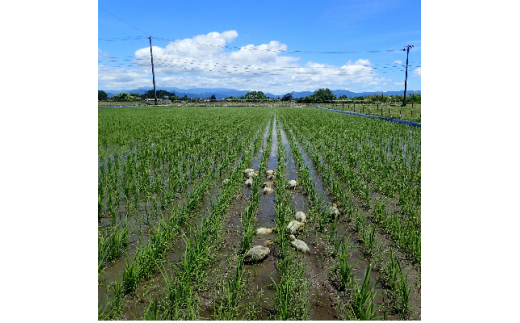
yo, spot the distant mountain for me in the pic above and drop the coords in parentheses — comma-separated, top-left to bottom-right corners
(104, 87, 420, 99)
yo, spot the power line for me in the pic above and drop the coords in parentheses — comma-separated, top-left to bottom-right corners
(99, 8, 150, 37)
(98, 33, 415, 55)
(151, 35, 406, 54)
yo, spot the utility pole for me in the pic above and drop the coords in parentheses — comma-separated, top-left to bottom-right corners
(402, 45, 414, 107)
(149, 36, 157, 105)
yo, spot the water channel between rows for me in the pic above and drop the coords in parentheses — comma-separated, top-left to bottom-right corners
(99, 122, 269, 319)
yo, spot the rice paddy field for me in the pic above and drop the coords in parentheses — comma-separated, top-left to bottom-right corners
(98, 106, 421, 320)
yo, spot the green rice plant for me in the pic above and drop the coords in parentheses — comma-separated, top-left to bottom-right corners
(122, 259, 140, 295)
(270, 258, 310, 320)
(384, 248, 400, 293)
(396, 260, 412, 316)
(373, 199, 386, 224)
(351, 265, 381, 320)
(242, 286, 264, 320)
(213, 256, 245, 320)
(142, 296, 161, 320)
(99, 281, 125, 320)
(355, 211, 364, 233)
(364, 225, 377, 256)
(337, 240, 359, 290)
(159, 263, 198, 320)
(98, 194, 104, 221)
(363, 183, 371, 208)
(98, 218, 130, 270)
(328, 229, 345, 256)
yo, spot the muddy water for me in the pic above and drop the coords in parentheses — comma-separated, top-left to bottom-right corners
(100, 125, 268, 318)
(256, 116, 278, 229)
(277, 122, 337, 320)
(282, 120, 329, 204)
(196, 120, 273, 319)
(285, 119, 418, 319)
(280, 119, 400, 320)
(239, 115, 279, 318)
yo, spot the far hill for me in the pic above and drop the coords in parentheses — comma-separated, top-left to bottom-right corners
(105, 87, 420, 99)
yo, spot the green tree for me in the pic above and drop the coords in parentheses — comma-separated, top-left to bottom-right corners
(98, 90, 108, 101)
(244, 91, 268, 101)
(209, 94, 217, 101)
(113, 92, 141, 102)
(312, 88, 336, 102)
(281, 93, 294, 101)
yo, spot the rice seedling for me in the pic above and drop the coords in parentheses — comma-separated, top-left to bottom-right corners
(351, 265, 381, 320)
(98, 107, 420, 319)
(396, 260, 412, 316)
(337, 240, 359, 290)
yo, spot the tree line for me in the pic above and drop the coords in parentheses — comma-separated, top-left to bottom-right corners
(99, 88, 420, 104)
(98, 90, 190, 102)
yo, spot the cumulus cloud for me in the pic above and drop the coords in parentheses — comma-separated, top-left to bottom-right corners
(413, 67, 421, 78)
(393, 60, 402, 64)
(98, 30, 392, 92)
(355, 59, 371, 66)
(98, 65, 151, 89)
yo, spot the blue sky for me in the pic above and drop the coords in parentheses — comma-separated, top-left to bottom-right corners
(98, 0, 421, 94)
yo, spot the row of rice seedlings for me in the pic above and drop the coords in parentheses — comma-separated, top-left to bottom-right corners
(280, 108, 420, 211)
(102, 112, 261, 230)
(380, 247, 413, 317)
(143, 129, 263, 320)
(98, 115, 258, 280)
(271, 119, 310, 320)
(213, 116, 274, 320)
(98, 115, 253, 223)
(120, 123, 262, 293)
(373, 200, 421, 263)
(280, 117, 334, 234)
(282, 111, 420, 264)
(98, 123, 264, 319)
(282, 112, 416, 316)
(98, 218, 130, 273)
(281, 116, 385, 319)
(98, 108, 261, 225)
(321, 103, 421, 123)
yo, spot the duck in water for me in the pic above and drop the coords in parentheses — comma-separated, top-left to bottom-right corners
(288, 234, 310, 254)
(244, 239, 273, 264)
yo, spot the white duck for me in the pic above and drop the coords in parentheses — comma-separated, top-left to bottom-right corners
(286, 220, 304, 234)
(245, 178, 253, 187)
(244, 239, 273, 264)
(288, 234, 310, 253)
(295, 211, 307, 223)
(244, 168, 255, 175)
(262, 181, 274, 188)
(266, 169, 276, 176)
(254, 227, 277, 235)
(329, 203, 340, 218)
(263, 187, 274, 195)
(288, 179, 298, 189)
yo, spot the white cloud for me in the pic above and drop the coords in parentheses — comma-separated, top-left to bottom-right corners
(99, 31, 393, 93)
(355, 59, 371, 66)
(413, 67, 421, 78)
(393, 60, 402, 64)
